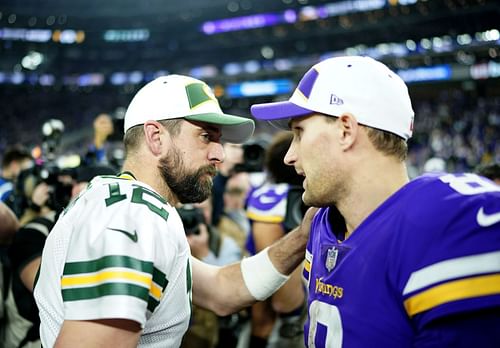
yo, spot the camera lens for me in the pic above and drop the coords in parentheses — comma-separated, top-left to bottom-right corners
(177, 205, 205, 235)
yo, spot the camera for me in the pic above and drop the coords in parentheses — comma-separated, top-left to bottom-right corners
(283, 186, 346, 235)
(176, 204, 206, 235)
(41, 119, 64, 161)
(17, 164, 74, 214)
(11, 119, 74, 216)
(107, 107, 126, 142)
(233, 140, 267, 173)
(283, 186, 309, 232)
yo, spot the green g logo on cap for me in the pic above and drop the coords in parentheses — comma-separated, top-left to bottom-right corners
(186, 82, 217, 111)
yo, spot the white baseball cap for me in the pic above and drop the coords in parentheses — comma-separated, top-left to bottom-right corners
(251, 56, 414, 140)
(124, 75, 255, 143)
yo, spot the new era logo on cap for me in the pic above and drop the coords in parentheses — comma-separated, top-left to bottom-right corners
(123, 75, 255, 143)
(330, 95, 344, 106)
(250, 56, 415, 141)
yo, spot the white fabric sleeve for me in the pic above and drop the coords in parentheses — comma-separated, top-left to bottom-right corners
(240, 247, 290, 301)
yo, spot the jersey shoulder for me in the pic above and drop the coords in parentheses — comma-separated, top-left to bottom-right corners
(397, 173, 500, 233)
(393, 173, 500, 325)
(246, 182, 290, 223)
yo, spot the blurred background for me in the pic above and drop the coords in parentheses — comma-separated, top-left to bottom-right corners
(0, 0, 499, 174)
(0, 2, 499, 348)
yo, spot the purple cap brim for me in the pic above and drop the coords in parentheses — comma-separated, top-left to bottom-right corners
(250, 101, 313, 120)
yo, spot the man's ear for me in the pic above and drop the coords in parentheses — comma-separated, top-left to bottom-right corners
(337, 113, 359, 150)
(143, 121, 164, 156)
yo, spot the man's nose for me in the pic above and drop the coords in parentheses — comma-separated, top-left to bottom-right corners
(284, 144, 296, 166)
(209, 142, 225, 164)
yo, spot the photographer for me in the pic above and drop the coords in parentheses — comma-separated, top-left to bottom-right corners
(245, 131, 307, 348)
(179, 200, 242, 348)
(2, 163, 115, 348)
(183, 202, 241, 267)
(211, 138, 268, 227)
(2, 165, 67, 348)
(13, 163, 74, 226)
(9, 119, 73, 225)
(0, 147, 33, 208)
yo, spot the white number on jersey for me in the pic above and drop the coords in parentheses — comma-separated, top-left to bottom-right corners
(308, 300, 343, 348)
(440, 173, 500, 195)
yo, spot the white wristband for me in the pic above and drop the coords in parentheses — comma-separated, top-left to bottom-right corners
(240, 247, 290, 301)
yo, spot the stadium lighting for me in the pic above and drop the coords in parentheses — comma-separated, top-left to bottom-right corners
(457, 34, 472, 45)
(21, 51, 44, 70)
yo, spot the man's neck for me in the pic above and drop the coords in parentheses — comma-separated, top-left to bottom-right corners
(121, 158, 178, 205)
(340, 160, 409, 239)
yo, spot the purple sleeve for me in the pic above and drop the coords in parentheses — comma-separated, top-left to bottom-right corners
(413, 308, 500, 348)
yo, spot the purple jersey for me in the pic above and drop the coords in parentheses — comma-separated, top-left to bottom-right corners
(303, 173, 500, 347)
(246, 182, 291, 255)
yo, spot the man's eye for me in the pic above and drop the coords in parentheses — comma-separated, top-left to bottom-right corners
(292, 128, 302, 139)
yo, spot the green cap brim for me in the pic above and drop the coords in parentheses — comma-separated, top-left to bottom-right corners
(185, 113, 255, 143)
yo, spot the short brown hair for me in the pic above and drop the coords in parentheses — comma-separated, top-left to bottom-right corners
(323, 115, 407, 161)
(363, 126, 408, 162)
(123, 119, 183, 156)
(1, 146, 32, 168)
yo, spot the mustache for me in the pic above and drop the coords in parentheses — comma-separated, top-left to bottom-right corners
(200, 165, 217, 177)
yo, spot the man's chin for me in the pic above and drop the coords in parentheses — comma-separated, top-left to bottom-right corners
(179, 192, 209, 204)
(303, 193, 328, 208)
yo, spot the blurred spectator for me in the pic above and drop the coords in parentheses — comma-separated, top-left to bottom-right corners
(83, 113, 114, 166)
(407, 91, 500, 173)
(71, 163, 116, 198)
(211, 143, 245, 226)
(244, 131, 306, 348)
(186, 199, 242, 267)
(423, 157, 447, 173)
(12, 167, 73, 226)
(216, 172, 252, 252)
(0, 202, 19, 246)
(3, 209, 56, 348)
(0, 202, 19, 340)
(475, 162, 500, 185)
(0, 147, 33, 208)
(1, 163, 115, 348)
(1, 86, 498, 173)
(179, 200, 243, 348)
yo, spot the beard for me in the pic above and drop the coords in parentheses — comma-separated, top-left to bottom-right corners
(158, 145, 217, 204)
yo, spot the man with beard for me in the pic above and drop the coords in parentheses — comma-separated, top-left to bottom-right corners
(33, 75, 315, 348)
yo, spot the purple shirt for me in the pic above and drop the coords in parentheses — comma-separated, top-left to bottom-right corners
(303, 173, 500, 347)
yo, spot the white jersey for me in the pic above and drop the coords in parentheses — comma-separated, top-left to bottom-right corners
(34, 174, 192, 348)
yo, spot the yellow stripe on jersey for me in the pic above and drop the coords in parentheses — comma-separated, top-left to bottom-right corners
(404, 273, 500, 317)
(247, 211, 284, 223)
(62, 255, 168, 305)
(304, 259, 311, 273)
(403, 251, 500, 295)
(61, 270, 151, 288)
(62, 270, 163, 300)
(118, 172, 136, 180)
(150, 282, 162, 299)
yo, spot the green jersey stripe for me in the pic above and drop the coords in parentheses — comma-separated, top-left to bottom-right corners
(147, 295, 160, 312)
(63, 255, 153, 276)
(62, 282, 149, 302)
(152, 267, 168, 289)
